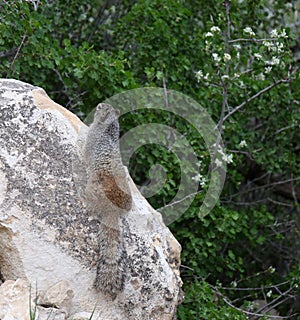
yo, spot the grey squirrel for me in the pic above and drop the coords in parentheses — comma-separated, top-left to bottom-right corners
(84, 103, 132, 299)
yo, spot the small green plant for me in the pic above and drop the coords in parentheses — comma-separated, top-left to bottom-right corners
(29, 284, 37, 320)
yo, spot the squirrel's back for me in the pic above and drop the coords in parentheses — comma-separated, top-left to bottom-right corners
(83, 103, 132, 299)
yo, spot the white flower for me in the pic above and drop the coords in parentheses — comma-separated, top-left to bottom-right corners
(279, 29, 288, 38)
(218, 147, 233, 164)
(265, 66, 272, 74)
(210, 26, 221, 33)
(205, 41, 211, 52)
(234, 73, 240, 78)
(268, 266, 276, 273)
(205, 32, 214, 37)
(222, 153, 233, 164)
(285, 3, 293, 9)
(204, 73, 210, 81)
(267, 290, 272, 298)
(192, 173, 207, 187)
(263, 40, 272, 50)
(200, 177, 207, 187)
(215, 159, 223, 167)
(192, 173, 203, 181)
(233, 44, 241, 50)
(224, 53, 231, 62)
(236, 51, 240, 60)
(270, 29, 278, 38)
(212, 53, 221, 63)
(196, 70, 203, 82)
(276, 42, 284, 53)
(221, 75, 229, 81)
(254, 53, 262, 60)
(257, 73, 265, 81)
(271, 56, 280, 65)
(243, 27, 255, 36)
(266, 57, 280, 66)
(239, 140, 247, 148)
(271, 45, 279, 52)
(231, 281, 237, 288)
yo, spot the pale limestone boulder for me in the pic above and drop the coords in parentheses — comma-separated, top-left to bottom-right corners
(0, 279, 66, 320)
(0, 79, 183, 319)
(36, 306, 67, 320)
(0, 279, 34, 320)
(39, 280, 74, 314)
(71, 312, 94, 320)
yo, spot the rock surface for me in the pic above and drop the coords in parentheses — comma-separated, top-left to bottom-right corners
(0, 279, 34, 320)
(0, 79, 183, 319)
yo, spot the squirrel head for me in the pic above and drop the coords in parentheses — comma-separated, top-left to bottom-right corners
(94, 103, 120, 124)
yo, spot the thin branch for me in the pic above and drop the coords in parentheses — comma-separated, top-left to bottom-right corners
(159, 190, 202, 211)
(273, 124, 299, 136)
(210, 282, 298, 319)
(222, 297, 297, 319)
(220, 78, 291, 125)
(221, 198, 269, 206)
(217, 0, 231, 133)
(221, 281, 291, 291)
(256, 298, 292, 319)
(11, 32, 27, 76)
(267, 198, 294, 207)
(291, 174, 300, 214)
(180, 264, 194, 271)
(229, 38, 280, 43)
(212, 0, 231, 164)
(53, 68, 69, 98)
(87, 0, 110, 43)
(229, 177, 300, 199)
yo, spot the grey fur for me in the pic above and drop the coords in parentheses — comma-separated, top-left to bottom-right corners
(84, 103, 132, 299)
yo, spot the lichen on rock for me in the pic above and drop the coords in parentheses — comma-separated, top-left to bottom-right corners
(0, 79, 183, 319)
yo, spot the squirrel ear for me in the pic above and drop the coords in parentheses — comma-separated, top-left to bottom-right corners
(96, 103, 106, 111)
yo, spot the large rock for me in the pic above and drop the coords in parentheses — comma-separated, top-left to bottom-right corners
(0, 79, 183, 319)
(0, 279, 35, 320)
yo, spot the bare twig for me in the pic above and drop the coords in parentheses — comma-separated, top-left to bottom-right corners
(11, 32, 27, 76)
(217, 0, 231, 133)
(291, 174, 300, 215)
(274, 124, 298, 136)
(219, 78, 292, 126)
(229, 38, 281, 43)
(53, 68, 68, 94)
(222, 296, 296, 319)
(221, 280, 291, 291)
(159, 190, 202, 211)
(212, 0, 231, 165)
(228, 177, 300, 199)
(208, 281, 298, 319)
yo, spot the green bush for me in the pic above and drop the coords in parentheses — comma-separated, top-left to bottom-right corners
(0, 0, 299, 318)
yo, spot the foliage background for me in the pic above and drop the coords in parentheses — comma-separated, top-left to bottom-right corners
(0, 0, 299, 318)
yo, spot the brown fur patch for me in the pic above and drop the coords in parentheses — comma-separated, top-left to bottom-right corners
(97, 170, 132, 211)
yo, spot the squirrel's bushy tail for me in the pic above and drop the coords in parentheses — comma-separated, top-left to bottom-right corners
(95, 217, 127, 300)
